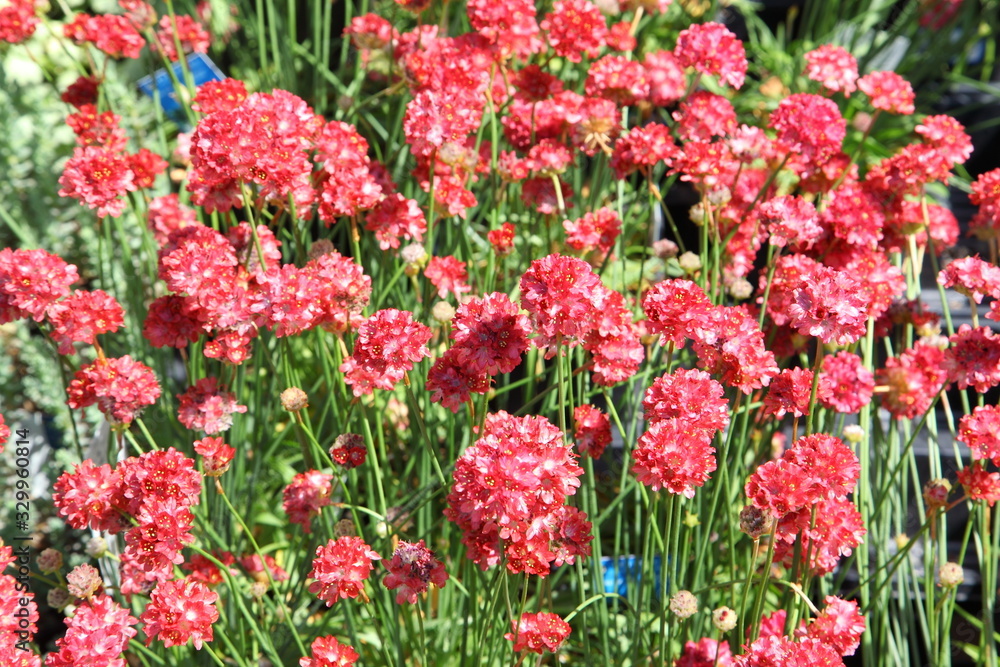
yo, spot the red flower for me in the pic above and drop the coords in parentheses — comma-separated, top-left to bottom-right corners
(426, 347, 492, 412)
(878, 341, 947, 420)
(127, 148, 168, 189)
(762, 367, 814, 419)
(0, 0, 40, 44)
(505, 612, 572, 654)
(690, 306, 778, 394)
(64, 14, 145, 59)
(773, 496, 866, 575)
(308, 536, 381, 605)
(0, 248, 79, 323)
(519, 254, 603, 354)
(943, 325, 1000, 392)
(819, 351, 874, 414)
(799, 596, 866, 657)
(573, 405, 612, 458)
(53, 460, 127, 533)
(563, 207, 622, 256)
(146, 194, 197, 246)
(45, 595, 138, 667)
(283, 470, 333, 532)
(451, 292, 532, 375)
(46, 289, 125, 354)
(676, 638, 734, 667)
(304, 249, 372, 335)
(673, 22, 747, 89)
(734, 635, 844, 666)
(956, 464, 1000, 506)
(786, 265, 868, 345)
(444, 411, 583, 574)
(143, 295, 204, 349)
(804, 45, 859, 94)
(757, 195, 822, 249)
(59, 146, 137, 218)
(0, 414, 8, 454)
(66, 104, 128, 151)
(192, 78, 248, 115)
(383, 539, 449, 604)
(467, 0, 542, 60)
(642, 278, 713, 348)
(969, 168, 1000, 238)
(916, 114, 973, 165)
(633, 418, 717, 497)
(585, 55, 649, 106)
(154, 14, 210, 61)
(769, 93, 846, 163)
(858, 70, 915, 115)
(958, 406, 1000, 466)
(117, 447, 202, 515)
(194, 436, 236, 476)
(300, 636, 360, 667)
(61, 75, 102, 108)
(364, 194, 427, 250)
(644, 50, 687, 105)
(67, 356, 161, 426)
(643, 368, 729, 431)
(540, 0, 607, 63)
(425, 255, 472, 300)
(488, 222, 516, 256)
(610, 123, 677, 178)
(341, 309, 431, 396)
(141, 578, 219, 649)
(176, 376, 247, 434)
(673, 91, 737, 142)
(937, 256, 1000, 304)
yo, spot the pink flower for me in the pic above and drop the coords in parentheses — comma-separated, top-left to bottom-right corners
(176, 377, 247, 434)
(45, 595, 138, 667)
(673, 22, 747, 89)
(956, 464, 1000, 506)
(506, 612, 572, 654)
(58, 146, 137, 218)
(958, 406, 1000, 466)
(46, 289, 125, 354)
(300, 636, 360, 667)
(633, 418, 717, 497)
(573, 405, 612, 458)
(283, 470, 334, 533)
(67, 356, 161, 426)
(425, 255, 472, 300)
(804, 45, 859, 94)
(450, 292, 532, 375)
(799, 596, 866, 657)
(141, 578, 219, 649)
(193, 436, 236, 476)
(0, 248, 79, 323)
(382, 540, 449, 604)
(858, 70, 915, 115)
(787, 265, 868, 345)
(540, 0, 607, 63)
(308, 536, 381, 605)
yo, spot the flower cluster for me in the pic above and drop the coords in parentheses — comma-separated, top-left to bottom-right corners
(745, 434, 865, 575)
(445, 411, 591, 575)
(308, 536, 381, 605)
(53, 448, 202, 596)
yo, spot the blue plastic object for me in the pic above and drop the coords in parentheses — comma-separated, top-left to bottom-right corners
(600, 555, 666, 599)
(137, 52, 224, 118)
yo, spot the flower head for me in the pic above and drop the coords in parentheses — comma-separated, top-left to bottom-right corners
(505, 612, 572, 654)
(383, 540, 449, 604)
(140, 578, 219, 649)
(308, 536, 381, 605)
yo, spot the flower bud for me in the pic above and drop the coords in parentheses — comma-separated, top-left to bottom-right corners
(842, 425, 865, 444)
(938, 562, 964, 588)
(280, 387, 308, 412)
(48, 588, 72, 610)
(712, 606, 738, 632)
(652, 238, 679, 259)
(432, 300, 456, 324)
(37, 548, 63, 574)
(678, 252, 702, 274)
(85, 537, 107, 558)
(739, 505, 773, 540)
(66, 563, 103, 600)
(670, 590, 698, 619)
(923, 478, 952, 512)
